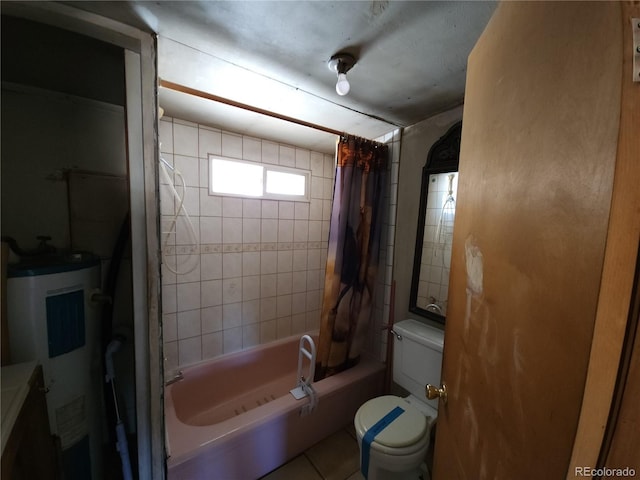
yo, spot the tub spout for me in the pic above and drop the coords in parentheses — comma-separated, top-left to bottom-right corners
(425, 303, 443, 314)
(165, 371, 184, 386)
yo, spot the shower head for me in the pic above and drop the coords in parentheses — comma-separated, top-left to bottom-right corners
(447, 173, 455, 196)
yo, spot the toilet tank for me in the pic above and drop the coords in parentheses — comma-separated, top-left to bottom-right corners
(392, 319, 444, 409)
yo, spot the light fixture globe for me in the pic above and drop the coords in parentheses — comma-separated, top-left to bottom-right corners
(335, 73, 350, 96)
(328, 52, 356, 96)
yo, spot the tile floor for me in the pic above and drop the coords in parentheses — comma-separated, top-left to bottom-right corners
(259, 424, 365, 480)
(260, 421, 434, 480)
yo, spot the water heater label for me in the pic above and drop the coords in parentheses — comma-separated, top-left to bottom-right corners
(55, 395, 88, 449)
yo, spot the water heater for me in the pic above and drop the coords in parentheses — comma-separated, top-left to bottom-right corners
(7, 254, 103, 480)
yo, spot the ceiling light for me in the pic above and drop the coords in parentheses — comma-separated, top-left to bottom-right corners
(328, 53, 356, 96)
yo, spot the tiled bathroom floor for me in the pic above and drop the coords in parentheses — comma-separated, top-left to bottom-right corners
(259, 424, 365, 480)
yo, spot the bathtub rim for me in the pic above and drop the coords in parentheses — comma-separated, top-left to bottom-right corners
(164, 330, 320, 381)
(164, 339, 384, 469)
(168, 331, 319, 426)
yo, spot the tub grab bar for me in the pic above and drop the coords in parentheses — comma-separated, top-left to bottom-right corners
(299, 383, 317, 416)
(290, 335, 317, 401)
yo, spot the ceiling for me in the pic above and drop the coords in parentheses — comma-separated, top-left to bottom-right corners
(67, 1, 497, 153)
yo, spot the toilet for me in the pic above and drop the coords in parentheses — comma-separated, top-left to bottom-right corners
(354, 319, 444, 480)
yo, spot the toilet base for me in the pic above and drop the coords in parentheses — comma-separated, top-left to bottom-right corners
(363, 461, 429, 480)
(357, 435, 429, 480)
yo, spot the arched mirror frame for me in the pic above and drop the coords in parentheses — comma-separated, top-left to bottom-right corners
(409, 121, 462, 323)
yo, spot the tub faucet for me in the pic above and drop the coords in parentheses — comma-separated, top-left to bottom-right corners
(425, 303, 443, 314)
(165, 370, 184, 386)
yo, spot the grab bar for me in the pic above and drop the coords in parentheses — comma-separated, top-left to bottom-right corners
(298, 335, 316, 386)
(290, 335, 317, 400)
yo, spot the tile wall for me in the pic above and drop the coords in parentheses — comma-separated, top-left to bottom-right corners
(371, 130, 402, 363)
(417, 171, 458, 314)
(159, 117, 336, 370)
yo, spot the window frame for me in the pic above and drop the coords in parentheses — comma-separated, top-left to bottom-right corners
(208, 154, 311, 202)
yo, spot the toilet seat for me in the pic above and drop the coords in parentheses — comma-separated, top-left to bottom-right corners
(355, 395, 430, 456)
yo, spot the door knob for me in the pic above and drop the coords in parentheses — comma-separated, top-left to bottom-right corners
(425, 383, 447, 404)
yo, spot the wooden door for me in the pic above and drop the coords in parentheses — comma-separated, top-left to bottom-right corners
(600, 251, 640, 476)
(431, 2, 637, 478)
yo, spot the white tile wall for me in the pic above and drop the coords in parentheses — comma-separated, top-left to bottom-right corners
(160, 117, 335, 370)
(416, 171, 457, 314)
(368, 129, 402, 364)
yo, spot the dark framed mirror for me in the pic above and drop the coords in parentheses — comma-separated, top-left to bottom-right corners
(409, 121, 462, 323)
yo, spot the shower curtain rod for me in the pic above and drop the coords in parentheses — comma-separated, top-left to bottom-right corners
(159, 79, 344, 137)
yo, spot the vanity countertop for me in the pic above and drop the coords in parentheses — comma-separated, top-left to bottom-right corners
(1, 361, 37, 454)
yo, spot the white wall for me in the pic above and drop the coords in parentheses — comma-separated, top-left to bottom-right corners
(1, 84, 126, 251)
(372, 129, 402, 364)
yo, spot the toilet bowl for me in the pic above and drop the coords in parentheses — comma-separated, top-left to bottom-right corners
(354, 320, 444, 480)
(355, 395, 436, 480)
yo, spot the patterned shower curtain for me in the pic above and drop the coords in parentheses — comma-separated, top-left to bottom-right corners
(314, 136, 388, 381)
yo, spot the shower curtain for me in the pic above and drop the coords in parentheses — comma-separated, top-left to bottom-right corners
(314, 136, 388, 381)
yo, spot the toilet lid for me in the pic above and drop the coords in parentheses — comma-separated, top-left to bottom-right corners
(356, 395, 427, 448)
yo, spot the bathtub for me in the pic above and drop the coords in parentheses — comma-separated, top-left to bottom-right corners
(165, 333, 385, 479)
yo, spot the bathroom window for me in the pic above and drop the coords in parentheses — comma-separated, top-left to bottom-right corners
(209, 155, 310, 201)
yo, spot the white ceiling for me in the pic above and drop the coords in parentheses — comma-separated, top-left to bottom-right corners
(67, 1, 497, 153)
